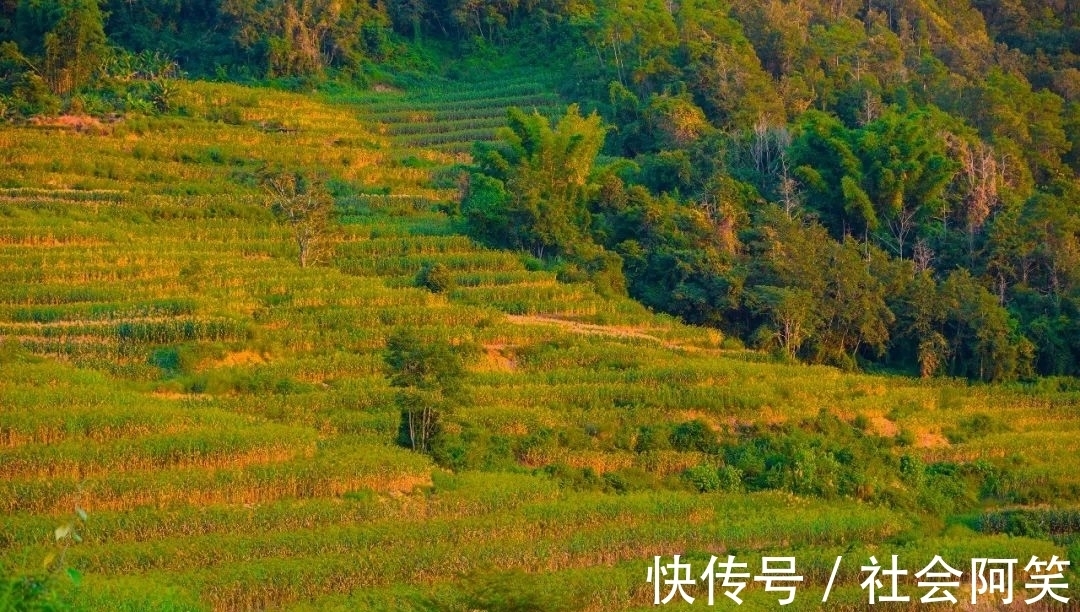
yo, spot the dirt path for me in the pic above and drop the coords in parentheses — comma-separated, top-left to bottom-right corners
(504, 314, 719, 353)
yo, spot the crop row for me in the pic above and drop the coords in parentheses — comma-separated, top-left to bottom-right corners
(182, 499, 902, 611)
(344, 77, 556, 104)
(0, 472, 561, 550)
(55, 491, 896, 576)
(395, 127, 501, 147)
(361, 93, 559, 115)
(0, 187, 126, 202)
(369, 103, 563, 125)
(335, 234, 477, 257)
(453, 269, 558, 287)
(337, 251, 526, 275)
(0, 423, 318, 479)
(0, 299, 198, 323)
(0, 443, 432, 514)
(388, 115, 508, 135)
(1, 399, 272, 451)
(0, 318, 251, 344)
(335, 194, 444, 214)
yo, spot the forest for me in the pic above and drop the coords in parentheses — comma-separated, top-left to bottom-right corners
(3, 0, 1080, 382)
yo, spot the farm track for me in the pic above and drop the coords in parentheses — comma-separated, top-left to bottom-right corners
(506, 314, 725, 353)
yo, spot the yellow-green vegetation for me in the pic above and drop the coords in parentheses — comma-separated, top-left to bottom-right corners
(1, 78, 1078, 611)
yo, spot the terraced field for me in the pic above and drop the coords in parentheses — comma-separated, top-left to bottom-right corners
(1, 76, 1078, 609)
(347, 72, 565, 155)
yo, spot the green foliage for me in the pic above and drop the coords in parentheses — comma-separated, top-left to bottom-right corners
(415, 261, 454, 293)
(0, 567, 64, 612)
(464, 105, 606, 259)
(943, 413, 1010, 444)
(384, 327, 469, 454)
(457, 569, 578, 612)
(261, 170, 336, 268)
(148, 345, 195, 376)
(683, 464, 721, 493)
(633, 424, 670, 453)
(718, 410, 1020, 512)
(743, 209, 893, 366)
(462, 104, 628, 295)
(0, 506, 88, 611)
(977, 508, 1080, 538)
(669, 420, 718, 454)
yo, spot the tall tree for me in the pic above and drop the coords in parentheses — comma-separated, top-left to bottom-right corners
(32, 0, 107, 95)
(261, 170, 335, 269)
(464, 104, 606, 259)
(858, 109, 956, 259)
(385, 328, 469, 454)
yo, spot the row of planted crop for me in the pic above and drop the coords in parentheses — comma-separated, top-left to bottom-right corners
(0, 423, 318, 480)
(6, 311, 501, 364)
(1, 371, 290, 448)
(0, 472, 559, 550)
(388, 115, 509, 135)
(0, 317, 252, 344)
(24, 491, 907, 611)
(0, 232, 282, 255)
(0, 299, 199, 323)
(334, 234, 477, 257)
(339, 77, 557, 106)
(395, 128, 505, 148)
(337, 251, 527, 275)
(0, 442, 432, 514)
(65, 530, 1066, 612)
(370, 104, 563, 125)
(0, 264, 375, 305)
(361, 93, 559, 116)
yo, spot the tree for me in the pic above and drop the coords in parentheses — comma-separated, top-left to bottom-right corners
(221, 0, 382, 77)
(747, 285, 819, 359)
(745, 208, 893, 367)
(460, 104, 609, 259)
(261, 170, 334, 268)
(890, 267, 949, 377)
(0, 0, 105, 102)
(790, 110, 871, 237)
(384, 328, 469, 454)
(498, 103, 606, 259)
(415, 261, 454, 293)
(461, 104, 625, 295)
(939, 270, 1032, 382)
(857, 110, 956, 260)
(42, 0, 106, 95)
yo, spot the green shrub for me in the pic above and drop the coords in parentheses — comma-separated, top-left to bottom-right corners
(415, 262, 454, 293)
(716, 465, 742, 491)
(670, 419, 718, 454)
(943, 413, 1009, 444)
(684, 464, 721, 492)
(634, 424, 671, 453)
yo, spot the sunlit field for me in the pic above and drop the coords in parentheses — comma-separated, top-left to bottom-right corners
(1, 76, 1078, 610)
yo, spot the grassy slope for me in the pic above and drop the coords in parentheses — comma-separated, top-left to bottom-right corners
(0, 77, 1077, 610)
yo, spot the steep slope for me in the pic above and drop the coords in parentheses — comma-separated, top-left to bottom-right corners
(0, 78, 1077, 610)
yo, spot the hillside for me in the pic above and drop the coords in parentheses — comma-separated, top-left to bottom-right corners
(4, 0, 1080, 608)
(0, 77, 1077, 610)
